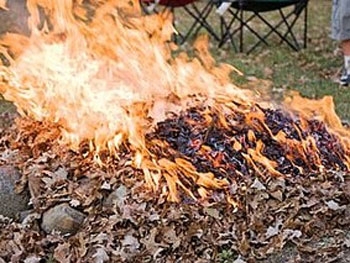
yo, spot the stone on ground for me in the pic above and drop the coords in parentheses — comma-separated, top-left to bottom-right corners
(0, 165, 30, 219)
(41, 203, 86, 235)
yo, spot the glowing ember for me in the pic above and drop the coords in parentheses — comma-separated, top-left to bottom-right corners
(0, 0, 349, 202)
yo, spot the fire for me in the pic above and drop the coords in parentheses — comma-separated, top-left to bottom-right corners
(0, 0, 349, 202)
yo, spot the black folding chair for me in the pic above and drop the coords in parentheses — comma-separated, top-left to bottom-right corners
(140, 0, 220, 45)
(216, 0, 309, 53)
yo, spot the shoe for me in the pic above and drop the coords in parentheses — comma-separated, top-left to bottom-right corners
(340, 69, 350, 86)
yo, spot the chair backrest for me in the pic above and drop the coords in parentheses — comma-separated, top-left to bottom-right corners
(140, 0, 198, 7)
(219, 0, 309, 52)
(231, 0, 305, 12)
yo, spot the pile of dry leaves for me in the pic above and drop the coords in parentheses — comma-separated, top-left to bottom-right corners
(0, 112, 350, 263)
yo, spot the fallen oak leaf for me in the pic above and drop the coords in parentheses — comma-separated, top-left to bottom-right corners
(70, 199, 81, 207)
(93, 247, 109, 263)
(104, 185, 128, 208)
(282, 229, 302, 241)
(300, 197, 319, 209)
(162, 226, 181, 249)
(233, 255, 246, 263)
(238, 233, 250, 256)
(41, 168, 68, 188)
(269, 190, 283, 201)
(24, 256, 41, 263)
(122, 234, 140, 253)
(325, 200, 346, 211)
(204, 207, 221, 220)
(344, 239, 350, 248)
(140, 228, 166, 258)
(53, 243, 72, 263)
(265, 219, 283, 239)
(100, 181, 111, 190)
(251, 178, 266, 191)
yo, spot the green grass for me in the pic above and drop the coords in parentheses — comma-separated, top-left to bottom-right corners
(217, 249, 237, 262)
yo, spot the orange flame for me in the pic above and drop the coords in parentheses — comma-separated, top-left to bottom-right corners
(0, 0, 349, 202)
(0, 0, 252, 201)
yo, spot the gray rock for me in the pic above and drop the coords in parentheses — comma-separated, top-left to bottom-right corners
(0, 165, 30, 218)
(104, 184, 128, 208)
(41, 203, 86, 235)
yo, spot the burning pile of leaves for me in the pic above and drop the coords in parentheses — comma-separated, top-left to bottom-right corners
(0, 101, 350, 262)
(0, 0, 350, 262)
(148, 103, 348, 180)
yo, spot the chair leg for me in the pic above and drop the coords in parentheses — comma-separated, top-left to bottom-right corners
(176, 1, 218, 44)
(188, 2, 219, 40)
(219, 8, 240, 50)
(293, 0, 308, 48)
(220, 9, 268, 52)
(246, 11, 301, 54)
(240, 13, 271, 53)
(303, 1, 308, 48)
(239, 8, 243, 52)
(278, 9, 301, 50)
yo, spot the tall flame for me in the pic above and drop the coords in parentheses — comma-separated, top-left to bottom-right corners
(1, 0, 251, 149)
(0, 0, 253, 201)
(0, 0, 349, 202)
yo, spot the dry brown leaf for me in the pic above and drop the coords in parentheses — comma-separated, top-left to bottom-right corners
(251, 178, 266, 191)
(300, 197, 318, 208)
(263, 67, 274, 78)
(204, 207, 221, 220)
(140, 228, 166, 257)
(344, 239, 350, 248)
(233, 256, 246, 263)
(238, 234, 250, 256)
(100, 181, 111, 190)
(41, 168, 67, 188)
(270, 190, 283, 201)
(104, 185, 127, 208)
(70, 199, 81, 207)
(266, 219, 283, 239)
(24, 256, 41, 263)
(282, 229, 302, 241)
(122, 234, 140, 253)
(162, 226, 181, 249)
(326, 200, 346, 211)
(53, 243, 72, 263)
(93, 247, 109, 263)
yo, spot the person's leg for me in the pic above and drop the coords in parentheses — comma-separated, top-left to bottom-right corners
(342, 39, 350, 56)
(331, 0, 350, 85)
(340, 39, 350, 85)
